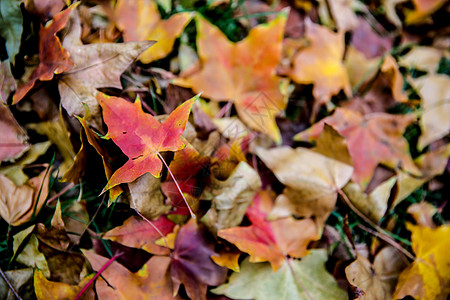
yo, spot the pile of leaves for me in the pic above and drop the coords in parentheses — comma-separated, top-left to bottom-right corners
(1, 0, 449, 299)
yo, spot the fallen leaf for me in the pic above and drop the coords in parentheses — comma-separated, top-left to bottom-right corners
(295, 108, 420, 188)
(211, 251, 240, 272)
(398, 46, 448, 74)
(103, 215, 175, 255)
(0, 268, 33, 300)
(350, 17, 393, 59)
(128, 173, 170, 220)
(345, 246, 409, 300)
(393, 223, 450, 300)
(218, 190, 319, 271)
(380, 55, 409, 102)
(34, 269, 93, 300)
(17, 234, 50, 278)
(98, 93, 196, 190)
(212, 249, 347, 300)
(288, 19, 351, 112)
(13, 4, 76, 104)
(0, 61, 17, 103)
(405, 0, 446, 24)
(27, 116, 75, 175)
(382, 0, 407, 27)
(171, 219, 228, 300)
(0, 0, 23, 63)
(202, 161, 261, 233)
(0, 105, 29, 163)
(23, 0, 67, 21)
(343, 177, 397, 223)
(114, 0, 193, 63)
(36, 201, 71, 252)
(62, 200, 89, 244)
(410, 74, 450, 150)
(258, 125, 353, 231)
(58, 8, 153, 128)
(327, 0, 359, 31)
(407, 202, 437, 228)
(344, 46, 380, 90)
(0, 167, 50, 226)
(174, 13, 288, 142)
(83, 250, 180, 300)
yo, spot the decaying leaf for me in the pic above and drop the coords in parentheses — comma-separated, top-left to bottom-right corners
(218, 190, 319, 271)
(58, 8, 153, 128)
(114, 0, 193, 63)
(393, 224, 450, 300)
(174, 13, 288, 142)
(98, 93, 196, 190)
(0, 268, 33, 300)
(213, 249, 347, 300)
(202, 161, 261, 233)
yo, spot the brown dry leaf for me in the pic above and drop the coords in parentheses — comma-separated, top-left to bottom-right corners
(407, 202, 437, 229)
(128, 172, 171, 220)
(327, 0, 359, 31)
(398, 46, 449, 74)
(343, 177, 397, 223)
(0, 167, 50, 226)
(0, 61, 16, 104)
(27, 117, 75, 175)
(257, 125, 353, 232)
(380, 55, 409, 102)
(114, 0, 193, 63)
(382, 0, 407, 27)
(36, 201, 71, 252)
(288, 19, 351, 113)
(62, 201, 89, 244)
(202, 161, 261, 233)
(0, 105, 29, 163)
(345, 246, 409, 300)
(393, 224, 450, 300)
(0, 268, 33, 300)
(410, 74, 450, 150)
(58, 8, 153, 128)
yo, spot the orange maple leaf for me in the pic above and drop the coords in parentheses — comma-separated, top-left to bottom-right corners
(113, 0, 193, 63)
(97, 93, 196, 190)
(173, 13, 288, 143)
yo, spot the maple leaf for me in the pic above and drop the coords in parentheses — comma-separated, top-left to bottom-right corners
(113, 0, 193, 63)
(212, 249, 347, 300)
(97, 93, 196, 190)
(102, 215, 175, 255)
(13, 4, 77, 104)
(218, 190, 319, 272)
(393, 223, 450, 300)
(171, 219, 228, 300)
(173, 13, 288, 142)
(58, 8, 153, 129)
(288, 19, 351, 113)
(295, 108, 421, 188)
(82, 250, 180, 300)
(34, 269, 94, 300)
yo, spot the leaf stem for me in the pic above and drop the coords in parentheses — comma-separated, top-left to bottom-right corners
(157, 152, 196, 219)
(74, 252, 123, 300)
